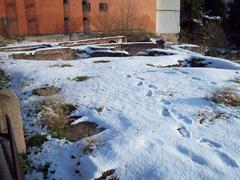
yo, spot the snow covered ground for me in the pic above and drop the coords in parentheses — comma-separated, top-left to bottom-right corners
(0, 43, 240, 179)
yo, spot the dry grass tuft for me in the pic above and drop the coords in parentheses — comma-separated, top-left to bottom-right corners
(198, 111, 229, 124)
(207, 87, 240, 107)
(39, 98, 77, 139)
(94, 60, 111, 63)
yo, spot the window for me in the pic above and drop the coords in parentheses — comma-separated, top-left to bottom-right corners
(63, 0, 68, 4)
(82, 1, 91, 12)
(83, 17, 89, 21)
(99, 3, 108, 12)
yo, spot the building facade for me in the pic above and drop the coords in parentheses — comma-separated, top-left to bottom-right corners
(0, 0, 180, 37)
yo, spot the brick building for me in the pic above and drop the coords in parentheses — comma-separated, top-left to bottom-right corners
(0, 0, 180, 37)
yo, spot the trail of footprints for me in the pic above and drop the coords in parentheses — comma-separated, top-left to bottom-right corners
(130, 73, 239, 169)
(163, 99, 239, 168)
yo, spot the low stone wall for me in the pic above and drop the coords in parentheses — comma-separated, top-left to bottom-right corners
(24, 34, 71, 43)
(0, 89, 26, 154)
(12, 48, 77, 60)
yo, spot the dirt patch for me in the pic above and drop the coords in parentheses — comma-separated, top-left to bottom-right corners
(32, 86, 61, 96)
(38, 99, 104, 141)
(65, 122, 105, 142)
(39, 100, 77, 139)
(94, 60, 111, 63)
(95, 169, 117, 180)
(12, 48, 77, 60)
(146, 62, 181, 68)
(70, 76, 91, 82)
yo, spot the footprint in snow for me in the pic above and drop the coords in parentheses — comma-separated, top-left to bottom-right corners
(200, 138, 222, 149)
(126, 75, 131, 78)
(171, 110, 193, 125)
(146, 89, 153, 97)
(177, 126, 191, 138)
(210, 82, 218, 85)
(161, 99, 171, 105)
(216, 151, 239, 168)
(180, 71, 190, 75)
(148, 84, 158, 89)
(173, 69, 190, 75)
(137, 81, 143, 86)
(191, 77, 202, 81)
(137, 77, 145, 81)
(162, 107, 171, 117)
(199, 138, 238, 168)
(176, 145, 208, 165)
(163, 71, 177, 74)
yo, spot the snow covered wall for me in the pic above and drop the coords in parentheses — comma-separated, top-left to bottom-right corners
(156, 0, 180, 34)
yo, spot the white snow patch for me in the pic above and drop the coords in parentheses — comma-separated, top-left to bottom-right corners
(0, 43, 240, 180)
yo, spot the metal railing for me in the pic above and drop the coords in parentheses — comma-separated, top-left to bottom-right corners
(0, 115, 24, 180)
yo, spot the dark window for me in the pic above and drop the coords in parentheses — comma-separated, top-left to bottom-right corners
(99, 3, 108, 12)
(83, 17, 89, 21)
(64, 17, 69, 21)
(82, 1, 91, 12)
(63, 0, 68, 4)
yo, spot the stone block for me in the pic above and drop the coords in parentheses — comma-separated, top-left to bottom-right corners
(0, 89, 26, 154)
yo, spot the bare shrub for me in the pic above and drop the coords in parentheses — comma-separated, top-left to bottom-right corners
(207, 87, 240, 106)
